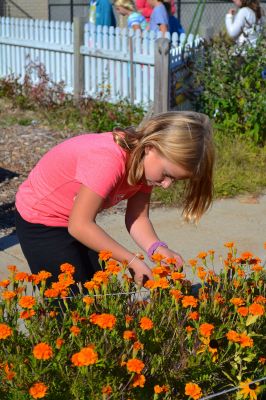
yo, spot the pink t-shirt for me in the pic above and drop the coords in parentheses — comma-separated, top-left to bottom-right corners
(16, 132, 151, 227)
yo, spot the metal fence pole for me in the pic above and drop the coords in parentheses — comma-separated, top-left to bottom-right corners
(73, 16, 85, 103)
(154, 38, 170, 114)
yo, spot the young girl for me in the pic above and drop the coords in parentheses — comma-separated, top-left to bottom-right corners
(15, 111, 214, 287)
(147, 0, 169, 34)
(114, 0, 147, 31)
(225, 0, 265, 47)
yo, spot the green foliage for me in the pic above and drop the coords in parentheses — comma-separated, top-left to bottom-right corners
(194, 32, 266, 144)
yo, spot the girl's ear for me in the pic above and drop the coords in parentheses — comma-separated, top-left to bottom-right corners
(144, 145, 152, 154)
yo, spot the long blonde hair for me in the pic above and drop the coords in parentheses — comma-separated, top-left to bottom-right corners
(113, 111, 215, 222)
(114, 0, 136, 12)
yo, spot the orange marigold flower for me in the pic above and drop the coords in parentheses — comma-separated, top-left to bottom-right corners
(224, 242, 235, 248)
(29, 382, 48, 399)
(126, 358, 145, 374)
(133, 374, 146, 388)
(93, 271, 109, 284)
(14, 272, 29, 281)
(197, 268, 207, 280)
(185, 382, 202, 400)
(44, 288, 59, 298)
(144, 280, 157, 289)
(151, 253, 165, 262)
(254, 295, 266, 304)
(154, 277, 169, 289)
(58, 273, 75, 287)
(237, 307, 249, 317)
(0, 323, 12, 339)
(186, 326, 195, 333)
(188, 259, 197, 267)
(19, 296, 36, 309)
(102, 385, 112, 394)
(99, 250, 112, 261)
(139, 317, 153, 330)
(166, 257, 178, 265)
(230, 297, 245, 307)
(188, 311, 199, 321)
(240, 251, 253, 260)
(0, 279, 10, 288)
(259, 356, 266, 364)
(237, 269, 245, 278)
(123, 330, 136, 340)
(84, 281, 100, 291)
(37, 270, 52, 281)
(60, 263, 75, 274)
(4, 363, 16, 380)
(125, 315, 133, 324)
(89, 313, 116, 329)
(1, 290, 16, 300)
(197, 252, 207, 259)
(238, 333, 253, 348)
(170, 289, 183, 301)
(49, 311, 58, 318)
(226, 330, 240, 342)
(70, 326, 81, 336)
(208, 249, 215, 255)
(83, 296, 94, 306)
(71, 345, 98, 366)
(199, 323, 214, 337)
(20, 310, 35, 319)
(33, 343, 53, 360)
(214, 293, 225, 304)
(56, 338, 64, 349)
(171, 272, 186, 281)
(154, 385, 164, 394)
(182, 295, 198, 308)
(249, 303, 264, 316)
(105, 263, 121, 275)
(7, 265, 17, 272)
(251, 264, 263, 272)
(133, 341, 144, 350)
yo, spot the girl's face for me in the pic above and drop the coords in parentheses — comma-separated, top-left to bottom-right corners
(147, 0, 156, 8)
(232, 0, 242, 7)
(143, 146, 191, 189)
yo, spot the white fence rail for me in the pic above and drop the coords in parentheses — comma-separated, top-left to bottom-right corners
(0, 16, 201, 109)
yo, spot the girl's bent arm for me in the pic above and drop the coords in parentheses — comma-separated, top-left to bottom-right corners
(125, 191, 160, 252)
(68, 185, 153, 283)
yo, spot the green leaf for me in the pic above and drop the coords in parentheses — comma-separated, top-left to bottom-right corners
(246, 315, 259, 326)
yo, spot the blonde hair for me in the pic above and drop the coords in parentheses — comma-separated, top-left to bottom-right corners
(114, 0, 136, 12)
(113, 111, 215, 222)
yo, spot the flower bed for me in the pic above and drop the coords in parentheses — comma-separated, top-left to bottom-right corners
(0, 243, 265, 399)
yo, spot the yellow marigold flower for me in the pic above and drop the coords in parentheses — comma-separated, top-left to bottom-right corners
(19, 295, 36, 309)
(0, 323, 12, 340)
(14, 272, 29, 281)
(182, 295, 198, 308)
(237, 307, 249, 317)
(185, 382, 202, 399)
(239, 379, 260, 400)
(123, 330, 136, 340)
(89, 313, 116, 329)
(37, 270, 52, 281)
(20, 310, 35, 319)
(249, 303, 264, 316)
(99, 250, 112, 261)
(132, 374, 146, 388)
(230, 297, 245, 307)
(71, 345, 98, 366)
(33, 343, 53, 360)
(238, 333, 253, 348)
(102, 385, 112, 394)
(199, 323, 214, 337)
(29, 382, 48, 399)
(126, 358, 145, 374)
(197, 252, 207, 259)
(1, 291, 16, 300)
(139, 317, 153, 330)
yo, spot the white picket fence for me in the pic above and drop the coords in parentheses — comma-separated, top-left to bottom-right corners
(0, 16, 201, 107)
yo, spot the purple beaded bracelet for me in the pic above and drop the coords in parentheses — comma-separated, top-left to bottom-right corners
(147, 241, 168, 259)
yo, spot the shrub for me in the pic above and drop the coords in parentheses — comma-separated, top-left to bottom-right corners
(0, 244, 265, 399)
(194, 32, 266, 144)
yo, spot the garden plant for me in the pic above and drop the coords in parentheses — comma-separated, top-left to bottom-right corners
(0, 243, 265, 399)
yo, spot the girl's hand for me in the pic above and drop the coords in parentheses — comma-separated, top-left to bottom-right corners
(227, 8, 236, 15)
(154, 246, 184, 269)
(128, 259, 153, 286)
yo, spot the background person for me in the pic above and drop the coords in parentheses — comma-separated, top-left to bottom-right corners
(114, 0, 147, 30)
(136, 0, 175, 22)
(147, 0, 169, 33)
(164, 1, 185, 36)
(15, 112, 214, 288)
(88, 0, 117, 27)
(225, 0, 265, 47)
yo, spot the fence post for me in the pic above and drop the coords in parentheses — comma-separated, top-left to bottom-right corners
(73, 16, 86, 102)
(154, 38, 170, 114)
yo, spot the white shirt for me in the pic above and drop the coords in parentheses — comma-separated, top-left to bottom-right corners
(225, 7, 264, 47)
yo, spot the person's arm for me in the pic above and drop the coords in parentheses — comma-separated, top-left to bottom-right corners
(125, 191, 183, 266)
(159, 23, 168, 33)
(225, 8, 246, 38)
(68, 185, 153, 284)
